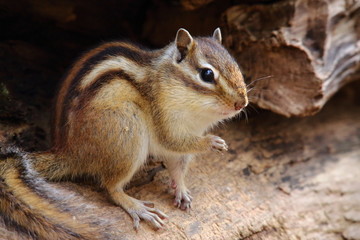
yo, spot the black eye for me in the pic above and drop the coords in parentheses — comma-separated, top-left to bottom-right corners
(200, 68, 215, 83)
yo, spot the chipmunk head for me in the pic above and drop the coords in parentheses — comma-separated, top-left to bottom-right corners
(165, 28, 248, 122)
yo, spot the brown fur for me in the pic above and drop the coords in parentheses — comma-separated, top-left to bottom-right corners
(0, 28, 248, 235)
(0, 147, 100, 239)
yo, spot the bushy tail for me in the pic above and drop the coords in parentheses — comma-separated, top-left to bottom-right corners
(0, 146, 99, 240)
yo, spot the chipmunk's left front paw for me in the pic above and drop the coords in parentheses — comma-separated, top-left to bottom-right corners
(207, 135, 228, 153)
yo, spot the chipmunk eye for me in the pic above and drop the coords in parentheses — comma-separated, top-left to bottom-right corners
(200, 68, 215, 83)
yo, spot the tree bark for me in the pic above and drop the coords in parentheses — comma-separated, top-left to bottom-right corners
(223, 0, 360, 117)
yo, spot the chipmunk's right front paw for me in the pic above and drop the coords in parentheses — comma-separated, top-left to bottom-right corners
(207, 135, 228, 153)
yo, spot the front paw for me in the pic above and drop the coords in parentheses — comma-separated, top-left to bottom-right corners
(174, 187, 192, 210)
(207, 135, 228, 153)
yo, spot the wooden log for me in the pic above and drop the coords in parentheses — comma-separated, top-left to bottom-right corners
(1, 0, 359, 118)
(176, 0, 277, 11)
(223, 0, 360, 117)
(176, 0, 215, 10)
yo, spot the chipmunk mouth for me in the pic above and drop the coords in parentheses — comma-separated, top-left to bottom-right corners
(216, 98, 233, 109)
(217, 104, 241, 117)
(219, 109, 241, 117)
(216, 97, 247, 117)
(212, 97, 246, 118)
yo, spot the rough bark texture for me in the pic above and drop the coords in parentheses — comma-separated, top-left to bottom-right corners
(223, 0, 360, 117)
(1, 83, 360, 240)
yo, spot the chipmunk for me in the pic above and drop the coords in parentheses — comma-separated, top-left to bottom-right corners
(0, 28, 248, 236)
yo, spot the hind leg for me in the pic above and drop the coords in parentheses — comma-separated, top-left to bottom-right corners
(106, 154, 168, 230)
(97, 106, 167, 230)
(72, 102, 168, 230)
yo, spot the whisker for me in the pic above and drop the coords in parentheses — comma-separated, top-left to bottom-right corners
(244, 108, 249, 123)
(247, 87, 254, 93)
(247, 103, 259, 114)
(247, 98, 259, 103)
(238, 110, 243, 120)
(247, 88, 273, 98)
(250, 88, 273, 93)
(246, 75, 273, 88)
(247, 95, 259, 101)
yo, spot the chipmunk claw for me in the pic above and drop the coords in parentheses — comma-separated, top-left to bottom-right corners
(128, 200, 168, 230)
(174, 188, 192, 210)
(131, 214, 141, 231)
(209, 135, 228, 152)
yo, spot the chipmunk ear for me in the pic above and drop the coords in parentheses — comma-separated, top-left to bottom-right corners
(175, 28, 194, 62)
(213, 28, 222, 44)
